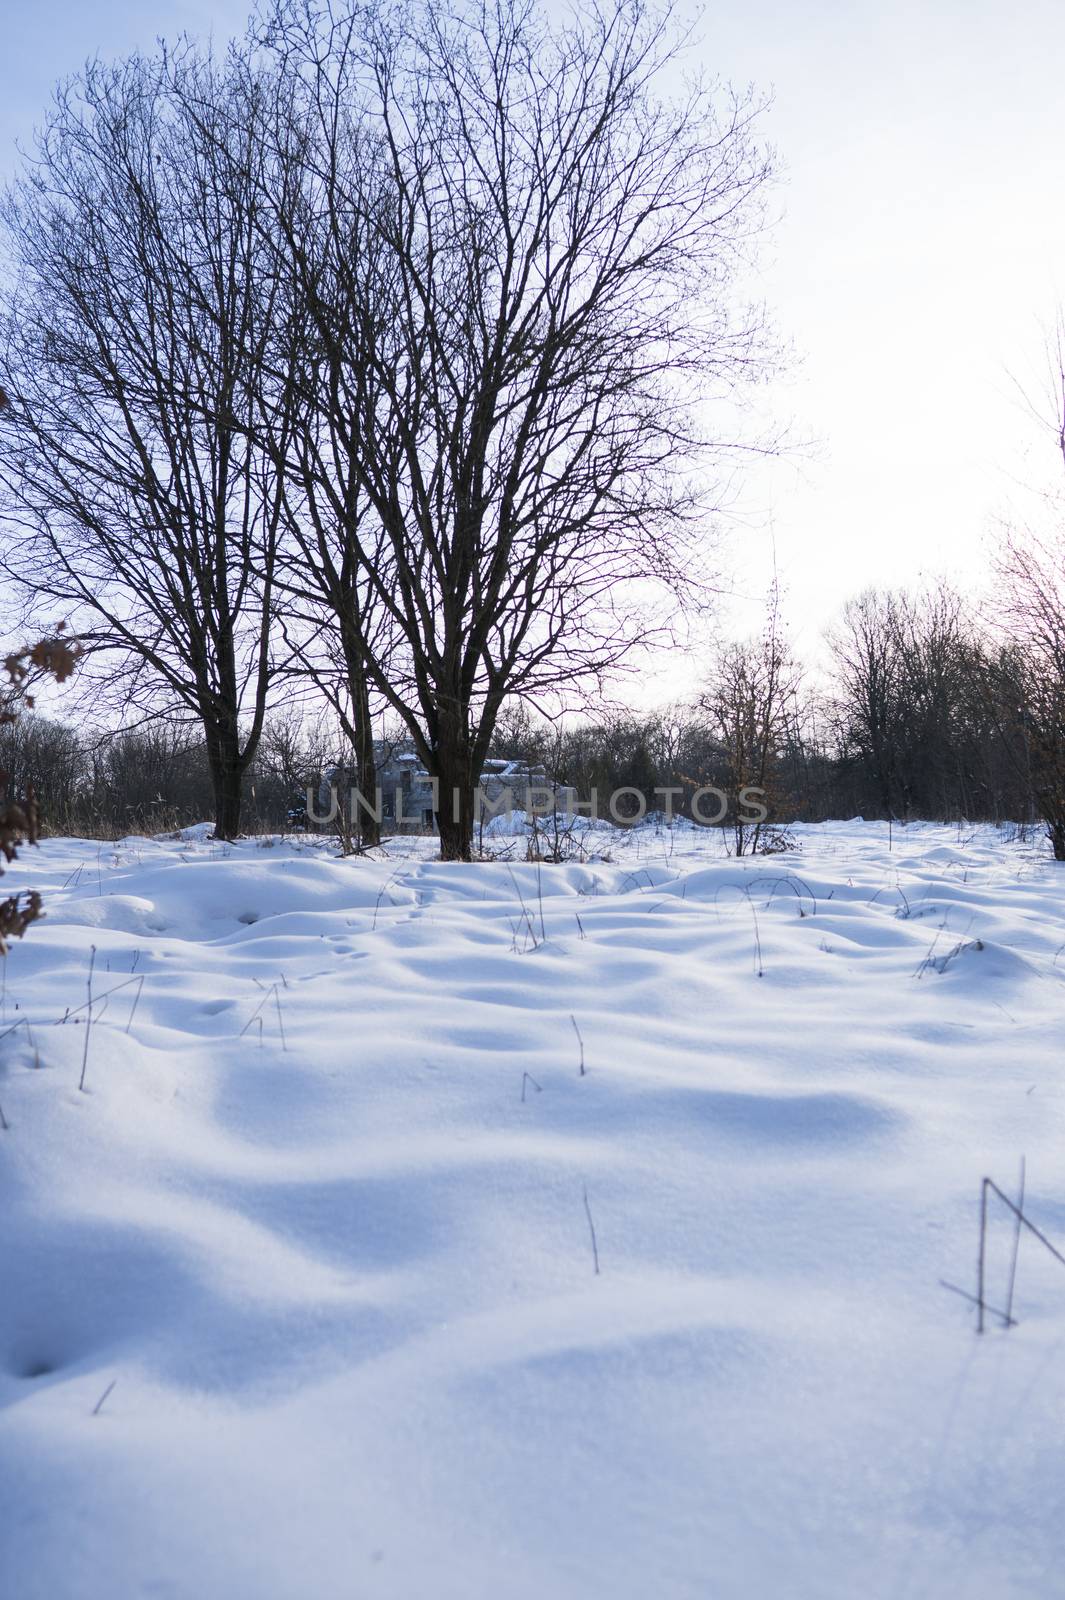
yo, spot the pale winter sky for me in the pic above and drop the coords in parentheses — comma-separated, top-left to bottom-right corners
(4, 0, 1065, 685)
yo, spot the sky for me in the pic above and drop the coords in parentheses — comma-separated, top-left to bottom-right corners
(701, 0, 1065, 659)
(4, 0, 1065, 681)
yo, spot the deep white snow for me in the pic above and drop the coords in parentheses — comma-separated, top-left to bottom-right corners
(2, 819, 1064, 1599)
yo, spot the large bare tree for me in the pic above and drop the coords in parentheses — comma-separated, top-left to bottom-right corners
(0, 45, 299, 838)
(263, 0, 776, 858)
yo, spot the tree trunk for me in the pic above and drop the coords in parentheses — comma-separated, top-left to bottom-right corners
(206, 725, 245, 840)
(435, 789, 476, 861)
(345, 647, 380, 848)
(432, 716, 476, 861)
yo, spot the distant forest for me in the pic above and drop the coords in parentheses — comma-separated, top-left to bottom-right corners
(2, 576, 1059, 850)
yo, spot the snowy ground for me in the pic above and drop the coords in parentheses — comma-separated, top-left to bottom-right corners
(2, 819, 1065, 1599)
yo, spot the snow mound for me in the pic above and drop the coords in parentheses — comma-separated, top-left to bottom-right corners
(0, 821, 1064, 1599)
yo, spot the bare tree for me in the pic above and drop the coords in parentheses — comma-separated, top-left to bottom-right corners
(989, 529, 1065, 857)
(0, 45, 300, 838)
(262, 0, 776, 858)
(827, 588, 904, 818)
(199, 42, 399, 846)
(701, 583, 799, 853)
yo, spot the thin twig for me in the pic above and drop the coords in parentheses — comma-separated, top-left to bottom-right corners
(940, 1279, 1017, 1328)
(506, 868, 540, 951)
(58, 973, 143, 1026)
(1005, 1156, 1026, 1327)
(986, 1177, 1065, 1271)
(241, 981, 284, 1046)
(273, 984, 287, 1053)
(977, 1176, 988, 1333)
(571, 1014, 585, 1077)
(748, 894, 764, 977)
(520, 1071, 542, 1103)
(78, 945, 97, 1093)
(970, 1169, 1065, 1337)
(0, 1015, 36, 1052)
(125, 975, 145, 1034)
(582, 1184, 601, 1276)
(91, 1379, 117, 1416)
(372, 871, 400, 931)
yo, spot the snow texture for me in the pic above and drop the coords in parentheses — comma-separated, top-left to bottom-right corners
(1, 820, 1063, 1599)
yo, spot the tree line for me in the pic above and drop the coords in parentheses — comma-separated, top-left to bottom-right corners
(6, 565, 1065, 855)
(496, 571, 1065, 855)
